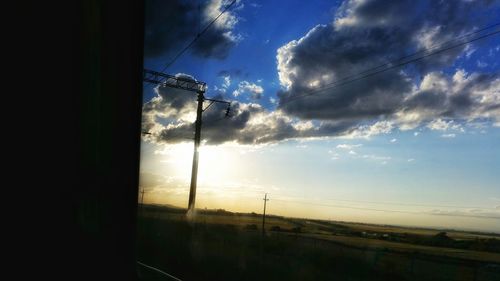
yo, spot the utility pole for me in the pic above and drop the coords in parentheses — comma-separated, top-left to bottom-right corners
(139, 188, 145, 216)
(262, 193, 269, 237)
(187, 94, 231, 213)
(143, 69, 231, 214)
(188, 92, 204, 212)
(140, 188, 145, 205)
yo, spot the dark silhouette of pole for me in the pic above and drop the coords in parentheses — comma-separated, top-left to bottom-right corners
(188, 92, 204, 213)
(139, 188, 145, 215)
(262, 193, 269, 237)
(143, 69, 231, 214)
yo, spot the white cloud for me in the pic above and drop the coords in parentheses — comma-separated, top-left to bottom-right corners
(274, 0, 500, 136)
(249, 2, 262, 8)
(464, 45, 476, 59)
(427, 209, 500, 219)
(336, 144, 362, 149)
(427, 119, 464, 132)
(362, 154, 391, 161)
(233, 81, 264, 99)
(347, 121, 394, 139)
(222, 75, 231, 88)
(390, 138, 397, 143)
(427, 118, 452, 131)
(328, 150, 340, 160)
(395, 70, 500, 130)
(144, 0, 500, 146)
(144, 0, 243, 59)
(205, 0, 241, 30)
(407, 158, 415, 162)
(441, 133, 456, 138)
(477, 60, 488, 68)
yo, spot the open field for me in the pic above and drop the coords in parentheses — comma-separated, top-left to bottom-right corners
(137, 204, 500, 281)
(295, 233, 500, 263)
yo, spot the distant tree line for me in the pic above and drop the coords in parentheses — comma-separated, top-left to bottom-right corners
(359, 231, 500, 253)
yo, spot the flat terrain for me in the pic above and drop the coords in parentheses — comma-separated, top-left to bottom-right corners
(297, 233, 500, 263)
(137, 204, 500, 281)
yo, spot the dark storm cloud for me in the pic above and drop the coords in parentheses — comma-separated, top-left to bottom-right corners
(142, 78, 367, 145)
(142, 1, 500, 146)
(397, 71, 500, 125)
(143, 75, 411, 145)
(277, 0, 499, 124)
(144, 0, 241, 59)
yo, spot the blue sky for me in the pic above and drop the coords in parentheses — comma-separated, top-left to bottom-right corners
(140, 0, 500, 232)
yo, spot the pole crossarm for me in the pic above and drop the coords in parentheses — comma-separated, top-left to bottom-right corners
(202, 100, 216, 112)
(204, 98, 231, 105)
(202, 99, 231, 112)
(143, 68, 207, 93)
(142, 68, 232, 213)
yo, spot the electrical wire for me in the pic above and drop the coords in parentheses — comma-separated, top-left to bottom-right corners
(157, 0, 238, 76)
(269, 198, 500, 219)
(263, 193, 498, 210)
(280, 27, 500, 106)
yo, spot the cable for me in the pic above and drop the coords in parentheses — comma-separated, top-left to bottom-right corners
(197, 190, 499, 211)
(143, 0, 237, 92)
(137, 261, 183, 281)
(271, 198, 417, 214)
(265, 193, 498, 210)
(270, 199, 500, 219)
(281, 28, 500, 105)
(325, 22, 500, 86)
(321, 198, 497, 210)
(157, 0, 238, 76)
(279, 28, 500, 106)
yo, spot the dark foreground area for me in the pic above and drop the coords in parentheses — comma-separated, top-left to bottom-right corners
(136, 207, 500, 281)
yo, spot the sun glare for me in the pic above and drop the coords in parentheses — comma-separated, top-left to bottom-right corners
(162, 143, 236, 187)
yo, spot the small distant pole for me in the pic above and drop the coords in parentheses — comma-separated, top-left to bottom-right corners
(262, 193, 269, 238)
(140, 188, 145, 214)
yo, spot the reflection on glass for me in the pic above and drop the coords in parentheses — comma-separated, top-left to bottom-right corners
(137, 1, 500, 280)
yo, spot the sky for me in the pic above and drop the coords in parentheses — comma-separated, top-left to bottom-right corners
(139, 0, 500, 233)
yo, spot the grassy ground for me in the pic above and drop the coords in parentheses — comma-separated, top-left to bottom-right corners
(136, 205, 500, 281)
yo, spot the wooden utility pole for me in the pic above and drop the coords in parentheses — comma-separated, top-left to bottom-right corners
(139, 188, 145, 215)
(140, 188, 145, 205)
(143, 69, 231, 214)
(188, 92, 204, 212)
(262, 193, 269, 237)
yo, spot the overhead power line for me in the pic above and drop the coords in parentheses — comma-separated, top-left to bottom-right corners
(143, 69, 231, 214)
(266, 193, 498, 210)
(198, 190, 499, 212)
(198, 189, 499, 211)
(280, 25, 500, 106)
(329, 22, 500, 86)
(270, 198, 500, 219)
(322, 198, 497, 210)
(158, 0, 238, 76)
(271, 198, 418, 215)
